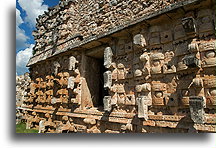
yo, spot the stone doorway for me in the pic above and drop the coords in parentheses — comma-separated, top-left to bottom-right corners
(84, 47, 106, 108)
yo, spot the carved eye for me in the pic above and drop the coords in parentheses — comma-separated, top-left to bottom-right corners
(205, 51, 215, 58)
(201, 16, 210, 23)
(155, 91, 163, 97)
(182, 90, 189, 96)
(153, 61, 160, 66)
(210, 89, 216, 96)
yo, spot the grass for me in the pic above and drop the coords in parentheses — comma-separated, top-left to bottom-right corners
(16, 123, 39, 133)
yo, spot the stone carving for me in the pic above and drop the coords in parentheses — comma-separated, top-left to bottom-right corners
(137, 96, 149, 120)
(104, 71, 112, 89)
(197, 9, 214, 37)
(149, 26, 160, 46)
(35, 78, 46, 89)
(189, 96, 205, 124)
(45, 75, 54, 89)
(20, 1, 216, 133)
(200, 42, 216, 67)
(38, 119, 46, 133)
(36, 91, 46, 103)
(182, 17, 196, 35)
(152, 81, 166, 106)
(135, 83, 151, 93)
(117, 63, 126, 80)
(203, 75, 216, 106)
(67, 76, 75, 89)
(45, 90, 53, 104)
(55, 72, 70, 87)
(68, 56, 78, 71)
(160, 30, 173, 44)
(104, 96, 112, 112)
(104, 47, 113, 69)
(150, 53, 164, 74)
(139, 52, 151, 78)
(125, 42, 133, 53)
(182, 55, 200, 68)
(163, 51, 176, 74)
(53, 61, 60, 76)
(56, 89, 69, 104)
(134, 69, 142, 77)
(133, 34, 146, 48)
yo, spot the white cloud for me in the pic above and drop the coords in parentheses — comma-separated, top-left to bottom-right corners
(16, 8, 23, 25)
(16, 8, 29, 50)
(18, 0, 48, 26)
(16, 44, 34, 75)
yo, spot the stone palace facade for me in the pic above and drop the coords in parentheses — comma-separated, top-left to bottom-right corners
(18, 0, 215, 133)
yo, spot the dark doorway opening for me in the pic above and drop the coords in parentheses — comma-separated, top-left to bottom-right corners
(84, 49, 106, 108)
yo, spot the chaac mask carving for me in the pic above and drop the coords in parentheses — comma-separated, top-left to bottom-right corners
(36, 90, 46, 103)
(46, 75, 54, 89)
(54, 72, 70, 87)
(56, 89, 69, 104)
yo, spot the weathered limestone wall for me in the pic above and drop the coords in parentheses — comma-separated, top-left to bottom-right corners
(16, 73, 31, 124)
(16, 73, 31, 107)
(20, 0, 216, 133)
(32, 0, 190, 55)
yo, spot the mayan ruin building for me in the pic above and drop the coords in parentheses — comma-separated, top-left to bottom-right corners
(17, 0, 216, 133)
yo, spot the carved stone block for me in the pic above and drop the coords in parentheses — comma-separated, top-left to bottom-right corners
(53, 61, 60, 75)
(125, 42, 133, 53)
(118, 68, 126, 80)
(174, 24, 186, 41)
(36, 90, 46, 103)
(137, 96, 150, 120)
(182, 17, 196, 34)
(203, 76, 216, 106)
(150, 53, 164, 74)
(67, 76, 75, 89)
(45, 90, 53, 103)
(104, 47, 113, 69)
(135, 83, 151, 92)
(133, 34, 146, 48)
(56, 89, 69, 104)
(149, 26, 160, 46)
(199, 41, 215, 52)
(188, 43, 199, 53)
(201, 50, 216, 67)
(68, 56, 78, 71)
(103, 96, 112, 112)
(134, 69, 142, 77)
(45, 75, 54, 89)
(183, 55, 201, 68)
(160, 30, 172, 44)
(189, 96, 205, 124)
(197, 9, 214, 35)
(152, 81, 166, 106)
(104, 71, 112, 88)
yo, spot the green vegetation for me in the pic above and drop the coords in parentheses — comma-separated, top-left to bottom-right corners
(16, 123, 38, 133)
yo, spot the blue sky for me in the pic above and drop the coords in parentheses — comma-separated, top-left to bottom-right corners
(16, 0, 59, 75)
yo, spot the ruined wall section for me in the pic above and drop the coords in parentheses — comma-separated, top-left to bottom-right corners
(32, 0, 189, 55)
(16, 73, 31, 124)
(103, 5, 216, 132)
